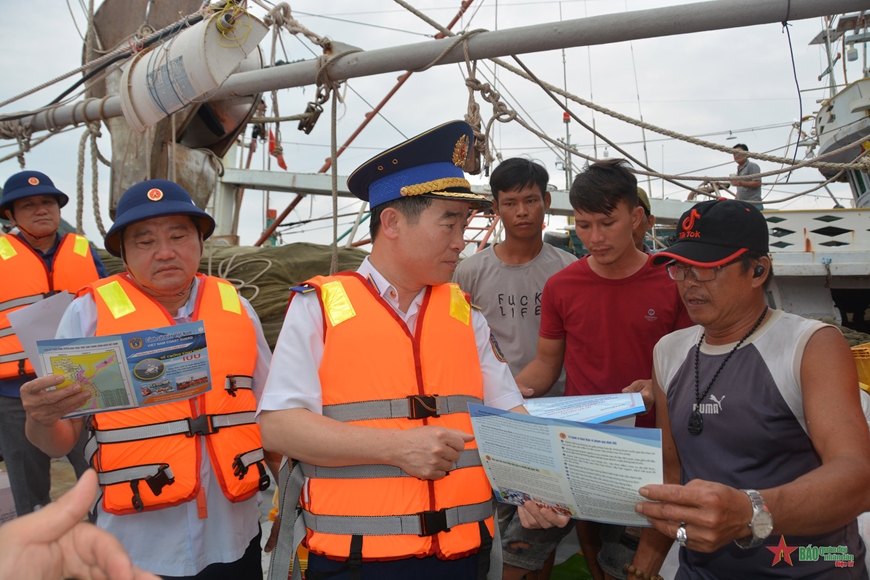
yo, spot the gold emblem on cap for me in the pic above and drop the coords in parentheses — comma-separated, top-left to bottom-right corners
(452, 134, 470, 167)
(28, 177, 39, 186)
(147, 188, 164, 201)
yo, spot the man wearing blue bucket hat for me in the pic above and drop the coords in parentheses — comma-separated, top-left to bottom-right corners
(21, 179, 279, 579)
(259, 121, 567, 580)
(0, 170, 108, 517)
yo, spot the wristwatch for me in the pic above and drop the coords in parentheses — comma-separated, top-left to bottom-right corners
(734, 489, 773, 549)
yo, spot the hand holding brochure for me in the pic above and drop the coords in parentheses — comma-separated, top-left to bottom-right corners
(37, 322, 211, 418)
(469, 404, 662, 526)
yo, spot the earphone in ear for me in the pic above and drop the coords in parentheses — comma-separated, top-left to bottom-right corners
(753, 265, 765, 278)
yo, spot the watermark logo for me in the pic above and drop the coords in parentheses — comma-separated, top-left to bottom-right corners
(768, 536, 798, 566)
(767, 536, 855, 568)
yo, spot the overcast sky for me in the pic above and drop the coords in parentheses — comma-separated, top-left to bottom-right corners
(0, 0, 865, 247)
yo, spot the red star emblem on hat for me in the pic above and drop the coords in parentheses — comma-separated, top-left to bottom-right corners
(767, 536, 798, 566)
(147, 188, 163, 201)
(28, 177, 39, 185)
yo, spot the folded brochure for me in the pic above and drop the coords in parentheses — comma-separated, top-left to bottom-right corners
(524, 393, 646, 424)
(469, 404, 662, 526)
(37, 322, 211, 418)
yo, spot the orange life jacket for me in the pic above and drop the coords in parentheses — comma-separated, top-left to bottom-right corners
(83, 273, 268, 515)
(298, 273, 493, 561)
(0, 233, 100, 379)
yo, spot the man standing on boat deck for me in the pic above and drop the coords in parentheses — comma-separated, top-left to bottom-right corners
(515, 159, 693, 580)
(259, 121, 567, 580)
(729, 144, 763, 210)
(0, 170, 108, 516)
(629, 199, 870, 579)
(20, 180, 279, 580)
(453, 157, 576, 580)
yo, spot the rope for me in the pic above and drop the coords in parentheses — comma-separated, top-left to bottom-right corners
(252, 0, 342, 155)
(216, 252, 273, 303)
(74, 122, 106, 235)
(88, 123, 107, 236)
(393, 0, 870, 175)
(11, 122, 31, 168)
(267, 3, 284, 167)
(76, 128, 88, 234)
(330, 89, 339, 275)
(255, 1, 332, 50)
(489, 54, 867, 172)
(170, 114, 177, 183)
(510, 54, 701, 195)
(756, 148, 870, 205)
(461, 48, 494, 170)
(197, 148, 225, 178)
(84, 0, 96, 95)
(0, 129, 62, 164)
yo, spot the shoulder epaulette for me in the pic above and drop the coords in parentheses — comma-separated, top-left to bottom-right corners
(290, 284, 316, 294)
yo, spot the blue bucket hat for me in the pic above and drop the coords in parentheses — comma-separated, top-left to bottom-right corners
(347, 120, 491, 209)
(0, 170, 69, 216)
(104, 180, 216, 257)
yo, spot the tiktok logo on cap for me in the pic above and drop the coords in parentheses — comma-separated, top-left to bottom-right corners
(680, 209, 701, 239)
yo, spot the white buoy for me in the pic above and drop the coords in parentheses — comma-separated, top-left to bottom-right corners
(119, 11, 268, 134)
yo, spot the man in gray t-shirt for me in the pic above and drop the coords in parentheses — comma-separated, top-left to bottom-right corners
(729, 143, 763, 209)
(453, 158, 576, 580)
(454, 159, 576, 396)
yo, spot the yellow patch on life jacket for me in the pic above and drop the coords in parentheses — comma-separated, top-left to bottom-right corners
(217, 281, 241, 314)
(96, 281, 137, 319)
(321, 280, 356, 327)
(449, 284, 470, 326)
(73, 235, 89, 257)
(0, 237, 17, 261)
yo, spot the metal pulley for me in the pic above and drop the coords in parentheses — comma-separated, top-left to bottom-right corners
(298, 102, 323, 135)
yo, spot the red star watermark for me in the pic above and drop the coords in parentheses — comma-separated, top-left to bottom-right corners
(767, 536, 798, 566)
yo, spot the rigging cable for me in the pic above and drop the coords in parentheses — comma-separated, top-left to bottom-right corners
(584, 0, 598, 158)
(624, 0, 652, 194)
(0, 12, 205, 116)
(289, 33, 407, 139)
(781, 0, 801, 181)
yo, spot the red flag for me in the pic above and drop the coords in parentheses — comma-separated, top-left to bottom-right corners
(268, 129, 287, 170)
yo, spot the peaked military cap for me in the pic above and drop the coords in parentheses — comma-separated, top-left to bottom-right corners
(347, 120, 491, 209)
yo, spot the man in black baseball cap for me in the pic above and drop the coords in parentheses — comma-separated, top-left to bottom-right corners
(652, 198, 768, 268)
(626, 198, 870, 579)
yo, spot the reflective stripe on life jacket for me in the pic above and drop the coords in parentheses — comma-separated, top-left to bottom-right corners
(86, 273, 267, 515)
(0, 233, 99, 379)
(300, 273, 493, 561)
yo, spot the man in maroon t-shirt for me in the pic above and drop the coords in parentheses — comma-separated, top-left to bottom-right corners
(515, 158, 693, 580)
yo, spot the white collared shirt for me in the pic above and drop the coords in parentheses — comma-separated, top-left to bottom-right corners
(258, 257, 523, 415)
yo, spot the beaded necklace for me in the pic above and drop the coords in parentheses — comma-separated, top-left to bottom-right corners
(688, 306, 769, 435)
